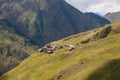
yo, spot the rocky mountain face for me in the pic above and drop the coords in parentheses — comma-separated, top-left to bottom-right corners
(104, 11, 120, 22)
(0, 0, 110, 47)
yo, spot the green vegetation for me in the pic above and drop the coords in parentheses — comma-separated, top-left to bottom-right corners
(1, 21, 120, 80)
(0, 26, 35, 76)
(80, 25, 111, 43)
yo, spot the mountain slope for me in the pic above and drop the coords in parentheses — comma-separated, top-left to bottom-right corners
(0, 0, 110, 47)
(1, 21, 120, 80)
(104, 11, 120, 22)
(85, 12, 110, 25)
(0, 23, 35, 76)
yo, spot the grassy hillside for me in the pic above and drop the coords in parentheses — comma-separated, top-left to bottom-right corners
(0, 25, 35, 76)
(1, 21, 120, 80)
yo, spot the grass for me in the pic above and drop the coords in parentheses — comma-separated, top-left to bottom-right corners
(1, 21, 120, 80)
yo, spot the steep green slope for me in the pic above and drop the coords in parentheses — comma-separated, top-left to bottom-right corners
(1, 21, 120, 80)
(0, 24, 35, 76)
(0, 0, 110, 46)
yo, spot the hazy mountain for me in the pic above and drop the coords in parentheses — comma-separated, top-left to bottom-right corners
(0, 0, 110, 47)
(104, 11, 120, 22)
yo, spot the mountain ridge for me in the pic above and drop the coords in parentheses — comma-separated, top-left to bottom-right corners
(0, 0, 110, 47)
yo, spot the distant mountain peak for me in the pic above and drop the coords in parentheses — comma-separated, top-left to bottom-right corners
(104, 11, 120, 22)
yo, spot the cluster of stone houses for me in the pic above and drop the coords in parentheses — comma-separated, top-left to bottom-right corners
(38, 44, 75, 54)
